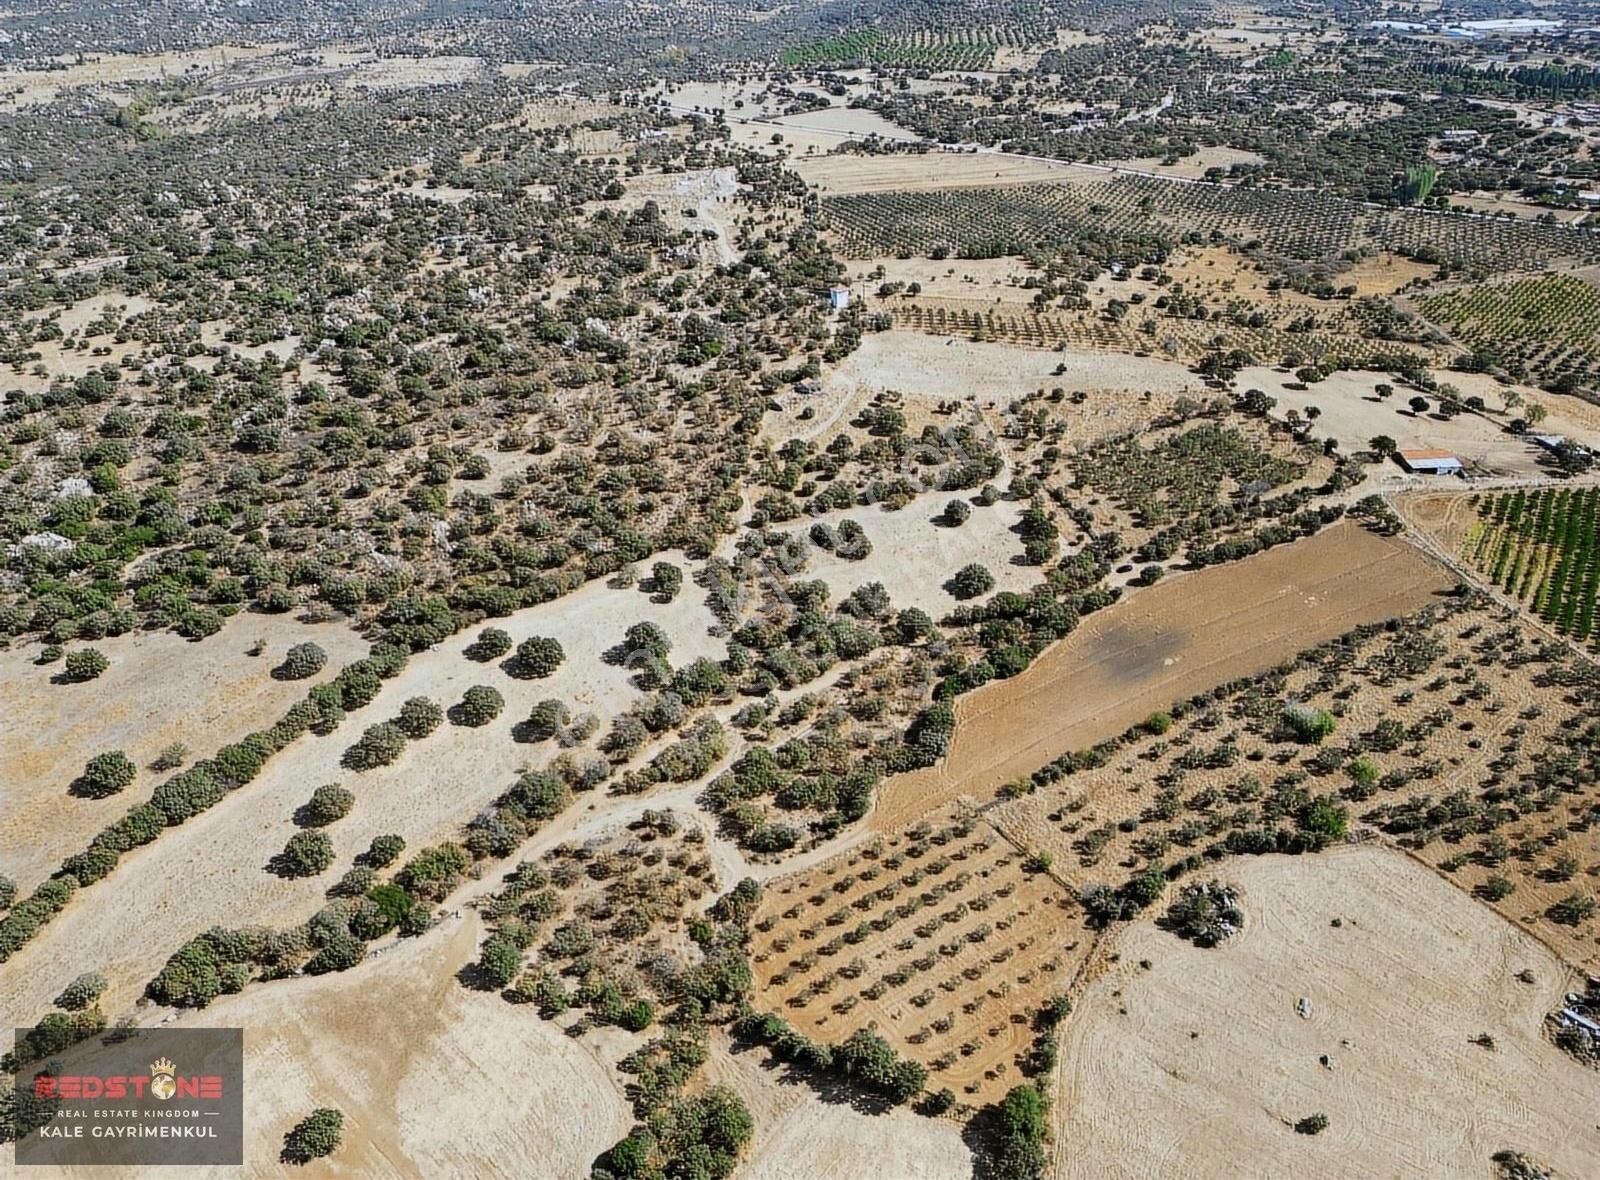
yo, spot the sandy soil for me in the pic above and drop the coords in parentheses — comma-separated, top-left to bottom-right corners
(0, 45, 285, 110)
(1, 570, 721, 1023)
(873, 522, 1453, 829)
(0, 612, 365, 892)
(1053, 845, 1600, 1179)
(1107, 146, 1267, 179)
(45, 914, 629, 1178)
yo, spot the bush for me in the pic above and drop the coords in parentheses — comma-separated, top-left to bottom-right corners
(278, 642, 327, 680)
(477, 936, 523, 990)
(54, 971, 107, 1011)
(467, 627, 512, 661)
(78, 750, 136, 798)
(990, 1083, 1049, 1180)
(944, 498, 972, 526)
(1281, 703, 1336, 744)
(454, 685, 505, 726)
(0, 875, 15, 910)
(63, 648, 109, 681)
(650, 561, 683, 600)
(525, 698, 571, 741)
(1295, 1112, 1329, 1135)
(282, 1108, 343, 1164)
(948, 562, 994, 600)
(278, 831, 335, 878)
(362, 834, 405, 869)
(342, 722, 407, 770)
(302, 784, 355, 827)
(513, 635, 565, 678)
(396, 696, 443, 738)
(1160, 881, 1243, 947)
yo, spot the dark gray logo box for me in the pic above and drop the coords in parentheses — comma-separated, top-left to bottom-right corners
(13, 1027, 243, 1166)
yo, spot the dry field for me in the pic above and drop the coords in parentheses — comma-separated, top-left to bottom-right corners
(750, 807, 1091, 1107)
(874, 522, 1452, 830)
(0, 612, 364, 891)
(1053, 846, 1599, 1180)
(1, 570, 723, 1022)
(793, 152, 1107, 196)
(45, 914, 630, 1179)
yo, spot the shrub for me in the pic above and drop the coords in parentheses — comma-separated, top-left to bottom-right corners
(63, 648, 109, 681)
(282, 1108, 343, 1164)
(55, 971, 107, 1011)
(477, 936, 523, 990)
(513, 635, 564, 678)
(362, 834, 405, 869)
(0, 876, 15, 910)
(944, 499, 972, 526)
(1281, 703, 1336, 744)
(948, 562, 994, 600)
(525, 698, 571, 741)
(1548, 892, 1596, 926)
(150, 742, 188, 771)
(467, 627, 512, 661)
(455, 685, 505, 726)
(302, 784, 355, 827)
(650, 561, 683, 600)
(1295, 1112, 1329, 1135)
(1160, 881, 1243, 947)
(78, 751, 136, 798)
(278, 831, 335, 878)
(342, 722, 407, 770)
(278, 642, 327, 680)
(396, 696, 443, 738)
(990, 1083, 1049, 1180)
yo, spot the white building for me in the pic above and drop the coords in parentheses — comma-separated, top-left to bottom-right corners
(827, 285, 851, 311)
(1398, 448, 1465, 475)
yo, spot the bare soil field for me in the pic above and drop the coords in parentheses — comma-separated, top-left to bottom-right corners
(750, 808, 1091, 1106)
(873, 522, 1453, 830)
(0, 612, 364, 892)
(51, 915, 629, 1179)
(817, 330, 1203, 421)
(1052, 845, 1599, 1180)
(793, 152, 1108, 196)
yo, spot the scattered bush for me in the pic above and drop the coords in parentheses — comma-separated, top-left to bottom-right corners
(454, 685, 505, 726)
(277, 831, 335, 878)
(513, 635, 565, 678)
(948, 562, 995, 600)
(77, 751, 136, 798)
(396, 696, 444, 738)
(54, 971, 107, 1011)
(301, 784, 355, 827)
(62, 648, 109, 682)
(467, 627, 512, 661)
(278, 642, 327, 680)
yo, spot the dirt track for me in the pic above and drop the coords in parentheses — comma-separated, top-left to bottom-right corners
(873, 522, 1453, 830)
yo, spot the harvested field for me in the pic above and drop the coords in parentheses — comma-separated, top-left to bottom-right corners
(873, 522, 1453, 830)
(750, 808, 1091, 1107)
(1053, 845, 1600, 1180)
(48, 915, 630, 1179)
(0, 612, 365, 892)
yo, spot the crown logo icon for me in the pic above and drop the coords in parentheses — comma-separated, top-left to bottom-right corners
(151, 1058, 175, 1077)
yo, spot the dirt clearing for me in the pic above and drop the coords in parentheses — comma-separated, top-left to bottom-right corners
(874, 522, 1453, 830)
(1053, 845, 1599, 1179)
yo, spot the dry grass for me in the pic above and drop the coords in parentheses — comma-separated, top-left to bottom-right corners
(1054, 845, 1599, 1179)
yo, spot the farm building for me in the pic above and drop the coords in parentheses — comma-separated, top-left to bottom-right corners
(827, 285, 851, 311)
(1398, 448, 1465, 475)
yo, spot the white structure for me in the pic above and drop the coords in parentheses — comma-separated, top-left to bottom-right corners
(827, 285, 851, 311)
(1398, 449, 1465, 475)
